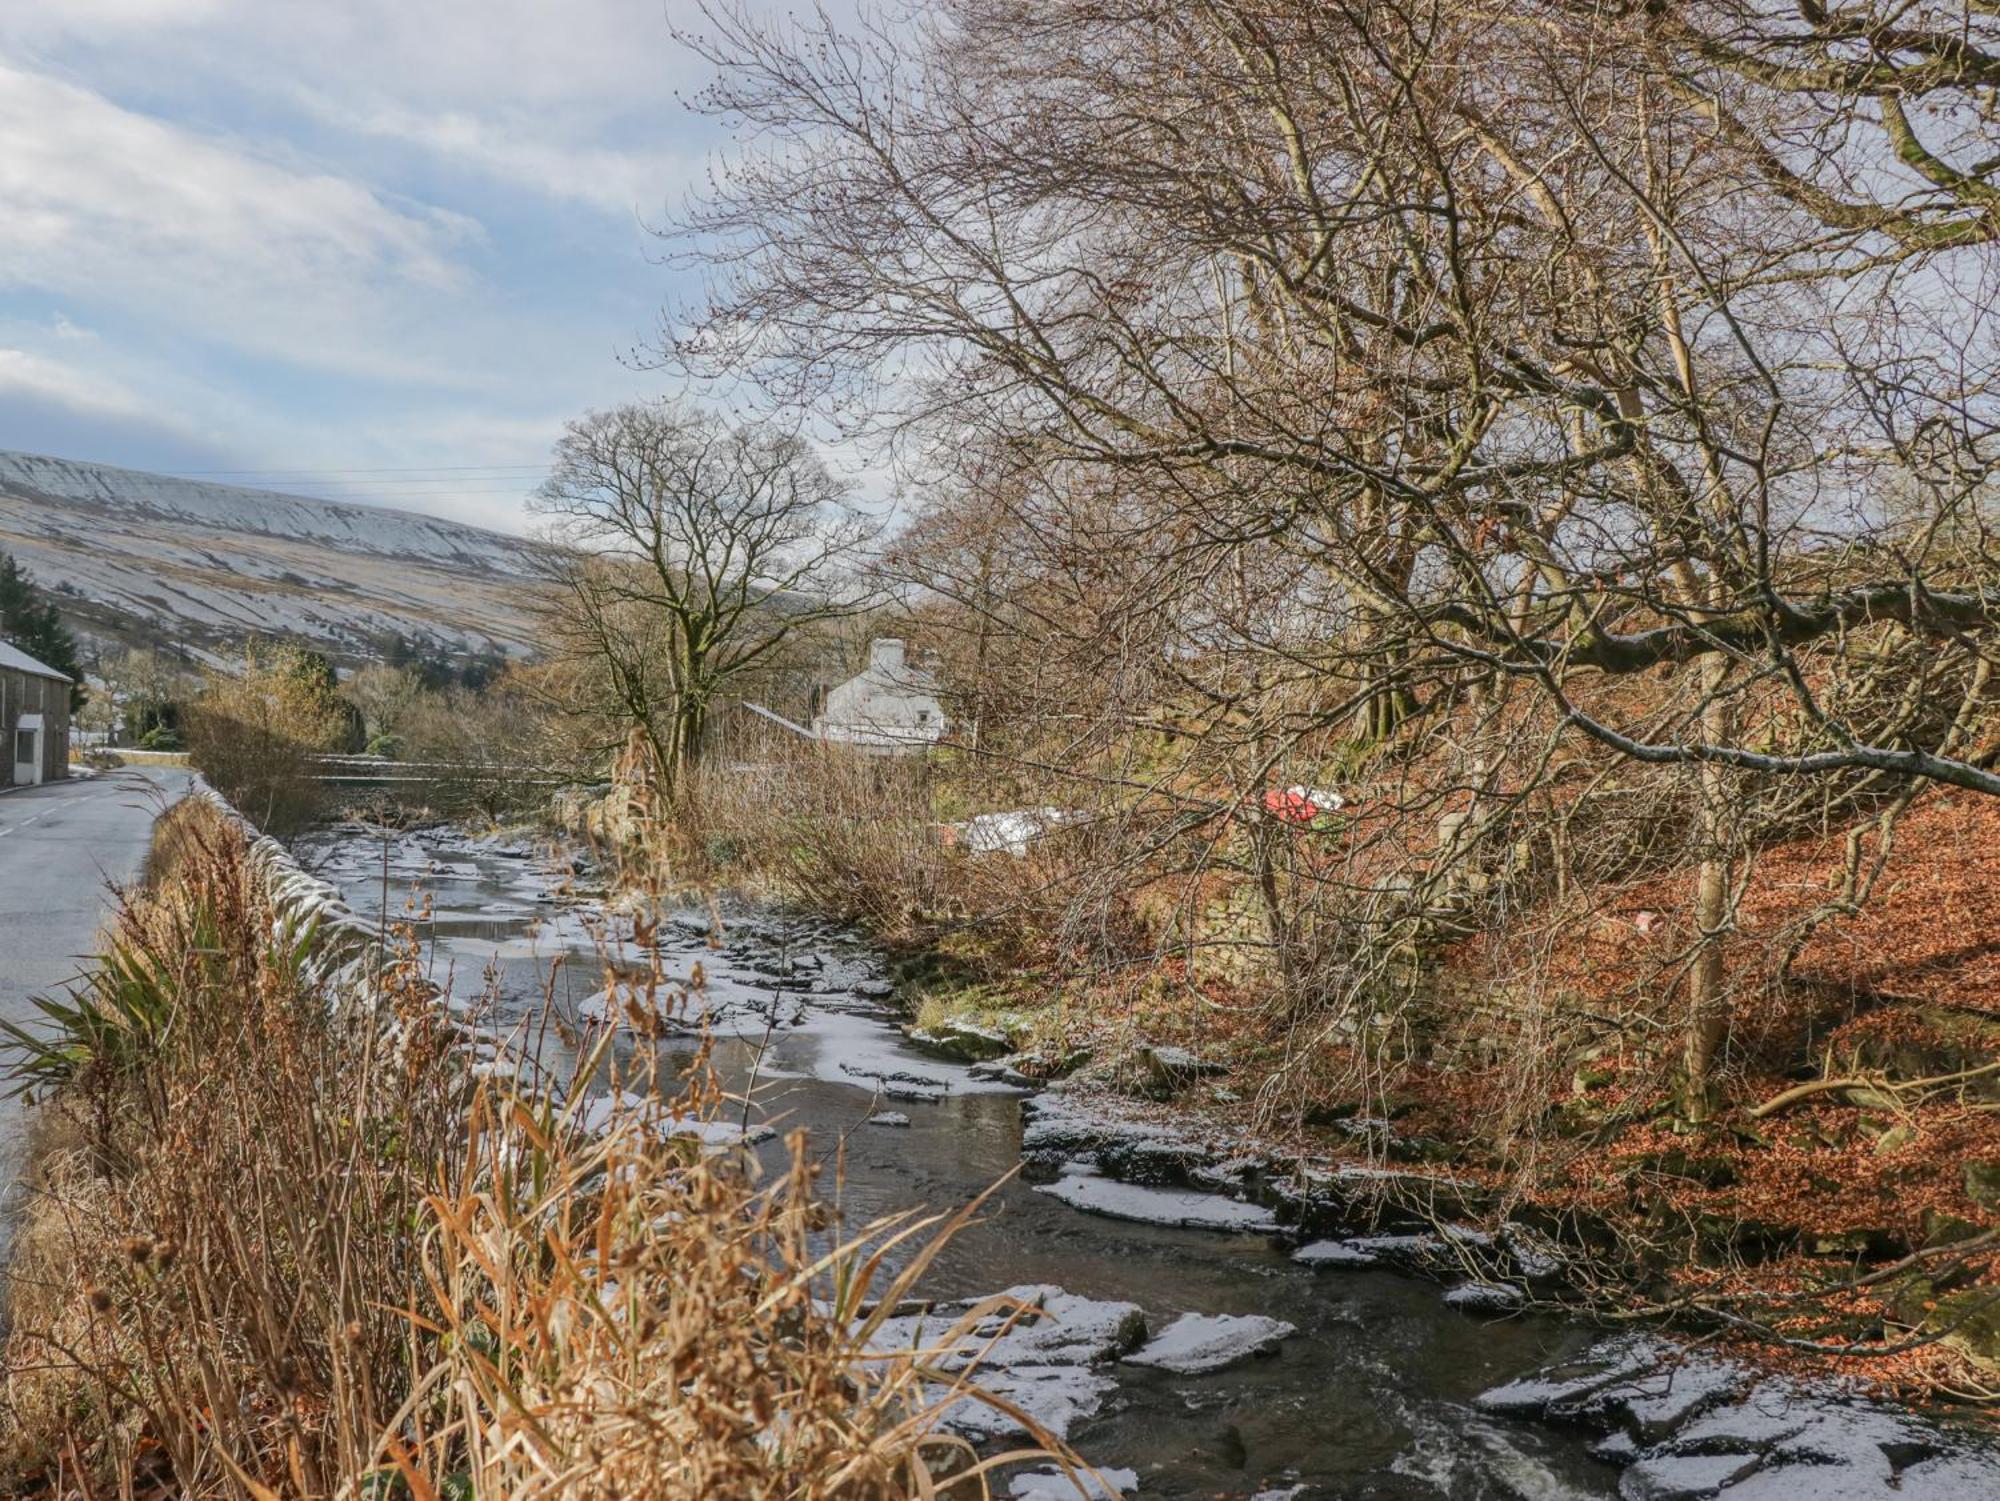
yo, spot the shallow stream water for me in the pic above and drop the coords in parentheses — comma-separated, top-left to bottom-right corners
(300, 823, 1994, 1501)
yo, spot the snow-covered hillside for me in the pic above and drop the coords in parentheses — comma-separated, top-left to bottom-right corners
(0, 450, 547, 661)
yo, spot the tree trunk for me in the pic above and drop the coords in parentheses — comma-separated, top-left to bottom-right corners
(1250, 817, 1301, 1005)
(1682, 652, 1732, 1118)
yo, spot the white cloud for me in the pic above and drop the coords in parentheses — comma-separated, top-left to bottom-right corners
(0, 345, 174, 427)
(295, 93, 683, 217)
(0, 1, 767, 528)
(1, 0, 712, 112)
(0, 61, 483, 383)
(5, 0, 229, 30)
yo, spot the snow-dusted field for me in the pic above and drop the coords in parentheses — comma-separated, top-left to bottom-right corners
(0, 450, 545, 659)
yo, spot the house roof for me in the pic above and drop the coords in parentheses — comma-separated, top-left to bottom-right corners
(0, 639, 71, 683)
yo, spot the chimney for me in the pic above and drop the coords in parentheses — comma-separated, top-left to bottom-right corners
(869, 638, 906, 673)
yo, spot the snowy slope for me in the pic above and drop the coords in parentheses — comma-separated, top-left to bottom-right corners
(0, 451, 547, 660)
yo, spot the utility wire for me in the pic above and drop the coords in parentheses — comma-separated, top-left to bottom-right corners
(168, 464, 550, 477)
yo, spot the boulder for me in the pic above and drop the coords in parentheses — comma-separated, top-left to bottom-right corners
(1442, 1281, 1526, 1315)
(969, 1058, 1041, 1088)
(1139, 1043, 1228, 1097)
(1475, 1332, 2000, 1498)
(1035, 1168, 1278, 1233)
(1018, 1096, 1216, 1185)
(1007, 1467, 1138, 1500)
(867, 1284, 1145, 1442)
(1893, 1277, 2000, 1372)
(904, 1018, 1015, 1063)
(1122, 1312, 1296, 1375)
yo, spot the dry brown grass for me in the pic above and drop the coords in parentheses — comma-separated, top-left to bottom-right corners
(614, 747, 1152, 994)
(0, 799, 1081, 1499)
(668, 748, 958, 944)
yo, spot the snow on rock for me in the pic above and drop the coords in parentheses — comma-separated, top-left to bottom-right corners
(840, 1060, 948, 1103)
(1441, 1282, 1526, 1315)
(1035, 1169, 1277, 1233)
(866, 1284, 1146, 1442)
(1617, 1451, 1762, 1499)
(1293, 1239, 1383, 1269)
(865, 1112, 911, 1127)
(1122, 1312, 1296, 1375)
(1474, 1334, 1689, 1422)
(566, 1091, 775, 1152)
(904, 1018, 1014, 1062)
(1290, 1233, 1442, 1270)
(574, 985, 708, 1035)
(1006, 1466, 1139, 1499)
(1476, 1333, 2000, 1499)
(1019, 1095, 1221, 1185)
(666, 1118, 777, 1150)
(1501, 1221, 1569, 1283)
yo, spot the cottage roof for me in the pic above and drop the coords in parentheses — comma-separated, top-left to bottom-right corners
(830, 638, 937, 695)
(0, 639, 71, 683)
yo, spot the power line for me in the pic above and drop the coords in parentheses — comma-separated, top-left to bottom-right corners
(242, 484, 539, 494)
(134, 471, 543, 502)
(168, 463, 550, 477)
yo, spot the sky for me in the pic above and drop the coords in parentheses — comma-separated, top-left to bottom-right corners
(0, 1, 770, 533)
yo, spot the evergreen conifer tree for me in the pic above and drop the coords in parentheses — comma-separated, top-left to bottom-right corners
(0, 551, 86, 712)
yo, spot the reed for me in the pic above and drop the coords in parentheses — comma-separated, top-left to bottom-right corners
(0, 800, 1081, 1499)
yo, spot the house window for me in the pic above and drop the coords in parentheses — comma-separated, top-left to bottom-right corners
(916, 710, 930, 724)
(15, 728, 34, 765)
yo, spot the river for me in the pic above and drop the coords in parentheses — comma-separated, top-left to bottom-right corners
(300, 821, 2000, 1501)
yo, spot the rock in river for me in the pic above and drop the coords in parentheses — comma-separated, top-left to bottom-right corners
(1441, 1281, 1525, 1315)
(1122, 1312, 1297, 1375)
(1007, 1466, 1139, 1499)
(1035, 1167, 1278, 1233)
(904, 1017, 1016, 1062)
(1476, 1332, 2000, 1499)
(866, 1284, 1146, 1441)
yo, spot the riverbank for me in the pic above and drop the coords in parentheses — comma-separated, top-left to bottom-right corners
(556, 755, 1999, 1407)
(898, 964, 1999, 1405)
(0, 798, 1074, 1498)
(292, 816, 2000, 1497)
(15, 790, 1982, 1495)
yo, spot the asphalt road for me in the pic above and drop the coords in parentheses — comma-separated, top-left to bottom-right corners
(0, 766, 189, 1193)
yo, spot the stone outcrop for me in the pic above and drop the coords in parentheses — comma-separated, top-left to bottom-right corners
(1476, 1333, 2000, 1499)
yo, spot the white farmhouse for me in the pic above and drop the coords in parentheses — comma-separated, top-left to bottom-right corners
(812, 639, 946, 753)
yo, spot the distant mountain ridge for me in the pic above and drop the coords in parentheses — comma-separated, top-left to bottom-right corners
(0, 450, 547, 664)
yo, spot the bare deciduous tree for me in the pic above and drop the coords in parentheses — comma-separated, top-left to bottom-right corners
(666, 0, 2000, 1110)
(534, 401, 880, 799)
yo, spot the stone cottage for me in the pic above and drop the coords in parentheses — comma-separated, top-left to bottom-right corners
(811, 639, 946, 753)
(0, 639, 72, 788)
